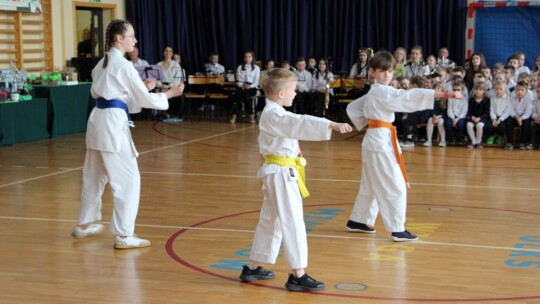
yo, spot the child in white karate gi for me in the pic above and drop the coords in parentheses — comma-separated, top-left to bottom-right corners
(346, 51, 462, 241)
(239, 68, 352, 291)
(72, 19, 184, 249)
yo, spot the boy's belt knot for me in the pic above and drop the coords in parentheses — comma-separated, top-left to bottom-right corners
(264, 154, 309, 198)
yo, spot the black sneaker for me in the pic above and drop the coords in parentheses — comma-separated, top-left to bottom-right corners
(391, 230, 418, 242)
(239, 265, 275, 282)
(346, 220, 376, 233)
(285, 273, 326, 292)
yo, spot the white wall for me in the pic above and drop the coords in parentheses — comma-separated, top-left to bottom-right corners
(50, 0, 125, 68)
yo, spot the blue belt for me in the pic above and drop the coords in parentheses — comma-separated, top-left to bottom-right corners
(95, 98, 130, 120)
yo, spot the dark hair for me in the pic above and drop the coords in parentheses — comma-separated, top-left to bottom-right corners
(103, 19, 131, 69)
(315, 57, 330, 79)
(516, 80, 528, 88)
(409, 76, 424, 88)
(507, 55, 519, 63)
(451, 78, 465, 89)
(242, 50, 256, 71)
(504, 65, 516, 72)
(369, 51, 396, 71)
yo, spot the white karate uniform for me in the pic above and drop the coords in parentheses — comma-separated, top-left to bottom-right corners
(249, 99, 331, 269)
(346, 83, 434, 232)
(78, 47, 169, 236)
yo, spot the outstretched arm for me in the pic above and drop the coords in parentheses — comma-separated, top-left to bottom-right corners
(329, 122, 353, 134)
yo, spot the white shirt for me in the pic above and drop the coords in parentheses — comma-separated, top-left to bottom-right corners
(447, 97, 468, 119)
(88, 47, 169, 154)
(510, 94, 533, 119)
(204, 63, 225, 75)
(236, 64, 260, 88)
(531, 96, 540, 119)
(294, 70, 312, 92)
(131, 58, 149, 67)
(311, 72, 334, 94)
(157, 61, 185, 84)
(489, 94, 512, 121)
(349, 63, 368, 78)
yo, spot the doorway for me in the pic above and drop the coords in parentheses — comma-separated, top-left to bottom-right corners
(73, 1, 116, 58)
(72, 2, 115, 81)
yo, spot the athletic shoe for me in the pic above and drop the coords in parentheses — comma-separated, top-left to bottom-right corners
(400, 140, 415, 147)
(486, 135, 496, 145)
(239, 266, 275, 282)
(467, 143, 474, 149)
(496, 136, 505, 144)
(423, 141, 432, 147)
(438, 140, 446, 147)
(526, 144, 534, 150)
(114, 235, 151, 249)
(519, 144, 526, 150)
(346, 220, 376, 233)
(72, 223, 104, 239)
(285, 273, 326, 292)
(504, 143, 513, 150)
(391, 230, 418, 242)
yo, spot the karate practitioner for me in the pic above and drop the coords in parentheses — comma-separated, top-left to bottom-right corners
(239, 68, 352, 291)
(72, 19, 184, 249)
(346, 51, 462, 241)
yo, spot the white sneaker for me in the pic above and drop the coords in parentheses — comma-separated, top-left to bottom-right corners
(114, 235, 151, 249)
(423, 141, 432, 147)
(72, 223, 104, 239)
(438, 140, 446, 147)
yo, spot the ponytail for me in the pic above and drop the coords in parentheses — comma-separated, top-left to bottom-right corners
(103, 19, 131, 69)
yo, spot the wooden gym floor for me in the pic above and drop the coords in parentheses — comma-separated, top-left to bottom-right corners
(1, 119, 539, 304)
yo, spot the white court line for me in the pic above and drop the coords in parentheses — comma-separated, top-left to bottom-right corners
(138, 126, 257, 155)
(0, 167, 81, 189)
(141, 171, 540, 192)
(0, 126, 255, 189)
(1, 215, 539, 253)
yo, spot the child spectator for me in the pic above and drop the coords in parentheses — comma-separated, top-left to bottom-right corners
(504, 65, 517, 91)
(468, 72, 487, 97)
(466, 82, 490, 148)
(445, 79, 468, 145)
(423, 81, 447, 147)
(393, 47, 407, 78)
(423, 54, 437, 76)
(405, 45, 425, 78)
(514, 51, 531, 76)
(346, 51, 462, 242)
(506, 81, 532, 150)
(239, 68, 352, 291)
(533, 55, 540, 73)
(390, 78, 401, 89)
(486, 80, 512, 145)
(530, 72, 538, 100)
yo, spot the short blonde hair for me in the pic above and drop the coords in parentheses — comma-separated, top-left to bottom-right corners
(260, 68, 297, 95)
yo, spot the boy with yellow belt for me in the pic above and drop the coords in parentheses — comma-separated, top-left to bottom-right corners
(239, 68, 352, 291)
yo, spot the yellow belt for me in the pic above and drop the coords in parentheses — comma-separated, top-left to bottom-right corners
(264, 154, 309, 198)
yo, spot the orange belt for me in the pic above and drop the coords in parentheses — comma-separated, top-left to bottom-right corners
(368, 119, 410, 189)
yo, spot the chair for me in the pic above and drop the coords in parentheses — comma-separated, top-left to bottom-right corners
(205, 74, 232, 119)
(184, 75, 209, 120)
